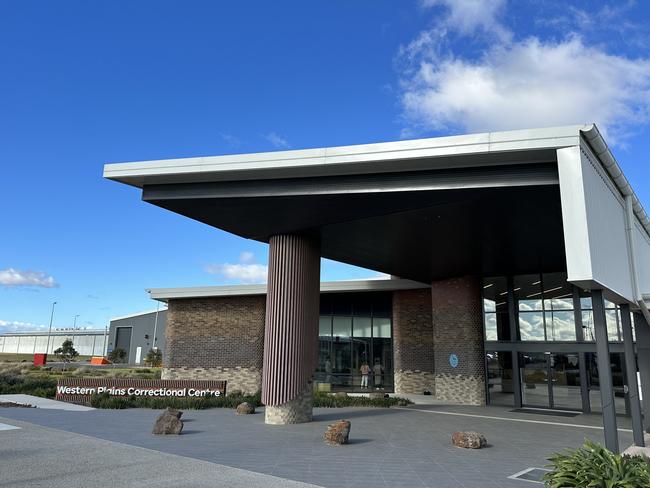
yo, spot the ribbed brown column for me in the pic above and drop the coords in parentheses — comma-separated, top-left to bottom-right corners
(262, 234, 320, 424)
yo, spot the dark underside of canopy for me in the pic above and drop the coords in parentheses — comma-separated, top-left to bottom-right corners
(142, 161, 566, 283)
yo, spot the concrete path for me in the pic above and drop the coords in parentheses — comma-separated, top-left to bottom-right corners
(0, 394, 94, 411)
(0, 416, 322, 488)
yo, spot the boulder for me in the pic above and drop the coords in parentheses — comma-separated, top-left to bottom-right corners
(451, 431, 487, 449)
(368, 392, 384, 400)
(334, 392, 348, 398)
(623, 445, 650, 459)
(236, 402, 255, 415)
(152, 408, 184, 435)
(324, 420, 351, 445)
(167, 407, 183, 419)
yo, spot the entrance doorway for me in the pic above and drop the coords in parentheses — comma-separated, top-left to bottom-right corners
(114, 327, 132, 362)
(521, 352, 582, 410)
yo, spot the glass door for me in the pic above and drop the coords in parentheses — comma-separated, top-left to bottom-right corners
(549, 353, 582, 410)
(521, 352, 582, 410)
(521, 352, 551, 407)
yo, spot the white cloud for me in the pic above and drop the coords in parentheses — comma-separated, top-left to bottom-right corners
(0, 268, 58, 288)
(239, 251, 255, 264)
(219, 132, 241, 147)
(420, 0, 510, 42)
(400, 1, 650, 145)
(0, 319, 47, 333)
(205, 252, 268, 283)
(265, 132, 291, 149)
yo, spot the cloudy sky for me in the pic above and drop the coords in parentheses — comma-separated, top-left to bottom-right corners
(2, 1, 650, 332)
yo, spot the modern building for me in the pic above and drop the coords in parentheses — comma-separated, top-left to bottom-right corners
(0, 329, 108, 357)
(107, 309, 167, 364)
(104, 125, 650, 452)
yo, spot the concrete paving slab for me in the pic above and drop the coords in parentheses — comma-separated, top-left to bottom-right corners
(0, 394, 94, 411)
(0, 404, 634, 488)
(0, 416, 322, 488)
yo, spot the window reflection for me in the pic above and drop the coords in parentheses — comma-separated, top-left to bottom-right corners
(483, 277, 509, 341)
(315, 292, 393, 392)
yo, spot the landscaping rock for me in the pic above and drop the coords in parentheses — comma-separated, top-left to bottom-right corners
(152, 408, 184, 435)
(368, 392, 384, 400)
(236, 402, 255, 415)
(623, 445, 650, 459)
(451, 431, 487, 449)
(334, 392, 348, 398)
(167, 407, 183, 419)
(324, 420, 351, 445)
(0, 401, 34, 408)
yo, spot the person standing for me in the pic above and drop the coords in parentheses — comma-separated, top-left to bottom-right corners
(360, 362, 371, 388)
(373, 359, 383, 388)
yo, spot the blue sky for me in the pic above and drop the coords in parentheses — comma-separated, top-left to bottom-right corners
(2, 0, 650, 332)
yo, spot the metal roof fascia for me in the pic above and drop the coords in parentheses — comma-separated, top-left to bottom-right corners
(147, 279, 430, 301)
(580, 125, 650, 239)
(103, 126, 585, 187)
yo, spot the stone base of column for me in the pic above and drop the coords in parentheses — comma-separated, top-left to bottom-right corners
(265, 384, 313, 425)
(435, 373, 485, 405)
(395, 370, 435, 395)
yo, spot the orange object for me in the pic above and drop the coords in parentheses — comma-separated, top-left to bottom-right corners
(34, 353, 47, 366)
(90, 356, 110, 365)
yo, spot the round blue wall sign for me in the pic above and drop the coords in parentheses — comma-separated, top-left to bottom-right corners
(449, 354, 459, 368)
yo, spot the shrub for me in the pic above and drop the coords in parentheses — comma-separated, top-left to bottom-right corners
(144, 349, 162, 367)
(0, 374, 57, 398)
(108, 348, 127, 364)
(543, 440, 650, 487)
(313, 391, 412, 408)
(90, 390, 262, 410)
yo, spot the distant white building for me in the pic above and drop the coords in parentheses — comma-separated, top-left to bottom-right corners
(0, 329, 108, 357)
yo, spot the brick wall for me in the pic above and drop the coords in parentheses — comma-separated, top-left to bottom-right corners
(393, 288, 435, 394)
(431, 276, 486, 405)
(162, 296, 265, 394)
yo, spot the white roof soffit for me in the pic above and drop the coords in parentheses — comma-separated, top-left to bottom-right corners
(103, 125, 585, 186)
(581, 125, 650, 237)
(147, 278, 430, 301)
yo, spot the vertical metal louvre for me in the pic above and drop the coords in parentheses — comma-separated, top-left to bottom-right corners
(262, 234, 320, 406)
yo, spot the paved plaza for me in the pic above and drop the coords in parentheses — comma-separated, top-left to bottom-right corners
(0, 404, 635, 488)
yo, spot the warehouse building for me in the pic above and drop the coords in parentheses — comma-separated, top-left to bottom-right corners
(107, 309, 167, 364)
(105, 125, 650, 452)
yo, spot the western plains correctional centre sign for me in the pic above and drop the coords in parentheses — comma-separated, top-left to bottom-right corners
(55, 378, 226, 404)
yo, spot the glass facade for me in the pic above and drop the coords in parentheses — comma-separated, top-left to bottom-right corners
(483, 272, 633, 414)
(315, 292, 393, 392)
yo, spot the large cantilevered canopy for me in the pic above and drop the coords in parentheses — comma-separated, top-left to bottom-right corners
(104, 125, 650, 294)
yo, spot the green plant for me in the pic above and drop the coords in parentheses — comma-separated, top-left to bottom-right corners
(108, 347, 127, 364)
(312, 391, 412, 408)
(144, 348, 162, 367)
(543, 440, 650, 487)
(90, 390, 262, 410)
(53, 339, 79, 363)
(0, 374, 58, 398)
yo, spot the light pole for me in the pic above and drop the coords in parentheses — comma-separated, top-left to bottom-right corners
(45, 301, 57, 355)
(152, 302, 160, 351)
(71, 314, 80, 344)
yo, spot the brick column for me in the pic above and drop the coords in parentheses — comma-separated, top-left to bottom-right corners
(393, 288, 435, 394)
(431, 276, 486, 405)
(263, 234, 320, 424)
